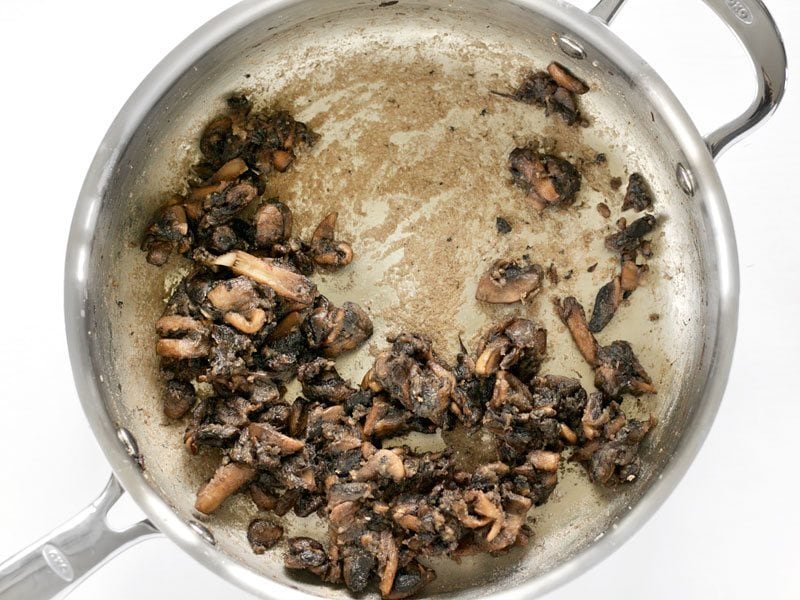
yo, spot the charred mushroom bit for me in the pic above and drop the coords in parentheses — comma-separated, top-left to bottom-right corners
(509, 147, 582, 211)
(140, 85, 662, 599)
(499, 61, 589, 125)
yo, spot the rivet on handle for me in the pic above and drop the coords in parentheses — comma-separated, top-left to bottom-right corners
(187, 520, 216, 545)
(676, 163, 696, 196)
(556, 35, 586, 60)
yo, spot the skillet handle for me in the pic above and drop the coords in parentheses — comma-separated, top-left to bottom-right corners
(0, 475, 160, 600)
(590, 0, 787, 159)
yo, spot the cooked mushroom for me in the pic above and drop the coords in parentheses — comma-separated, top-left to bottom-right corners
(353, 449, 406, 483)
(506, 69, 584, 125)
(509, 148, 582, 210)
(247, 519, 283, 554)
(594, 340, 656, 398)
(556, 297, 598, 366)
(214, 251, 317, 305)
(310, 212, 354, 269)
(155, 315, 210, 359)
(206, 276, 274, 335)
(305, 300, 374, 358)
(385, 561, 436, 599)
(605, 214, 657, 254)
(254, 200, 293, 247)
(376, 531, 399, 598)
(199, 181, 258, 230)
(142, 204, 192, 266)
(210, 158, 249, 183)
(621, 173, 654, 212)
(588, 277, 623, 333)
(476, 258, 544, 304)
(162, 379, 195, 419)
(474, 318, 547, 379)
(342, 547, 377, 593)
(620, 259, 643, 292)
(547, 62, 589, 95)
(297, 358, 356, 403)
(285, 537, 330, 579)
(195, 461, 256, 514)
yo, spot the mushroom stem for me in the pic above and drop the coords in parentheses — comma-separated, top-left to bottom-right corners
(195, 461, 256, 514)
(214, 251, 316, 305)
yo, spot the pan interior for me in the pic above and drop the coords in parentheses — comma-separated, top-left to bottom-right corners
(85, 1, 711, 597)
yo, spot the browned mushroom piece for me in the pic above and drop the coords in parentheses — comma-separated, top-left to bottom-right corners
(205, 276, 275, 335)
(297, 358, 356, 403)
(474, 318, 547, 379)
(199, 116, 240, 165)
(621, 173, 654, 212)
(620, 259, 644, 292)
(195, 461, 256, 514)
(353, 449, 406, 483)
(476, 258, 544, 304)
(605, 214, 657, 255)
(555, 297, 598, 366)
(509, 148, 582, 210)
(385, 561, 436, 599)
(162, 379, 195, 419)
(199, 181, 258, 230)
(247, 520, 284, 554)
(285, 537, 331, 579)
(547, 62, 589, 94)
(342, 547, 377, 593)
(214, 250, 317, 305)
(594, 340, 657, 398)
(507, 69, 584, 125)
(142, 204, 193, 266)
(370, 334, 456, 427)
(376, 531, 400, 598)
(310, 212, 354, 269)
(210, 158, 249, 183)
(588, 277, 623, 333)
(575, 400, 654, 485)
(306, 299, 374, 358)
(254, 199, 293, 247)
(155, 315, 211, 359)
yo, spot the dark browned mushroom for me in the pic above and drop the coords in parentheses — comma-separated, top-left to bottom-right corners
(205, 276, 274, 335)
(254, 200, 293, 247)
(509, 148, 582, 210)
(476, 258, 544, 304)
(621, 173, 654, 212)
(199, 182, 258, 230)
(142, 204, 192, 266)
(594, 341, 656, 398)
(605, 214, 657, 254)
(310, 212, 353, 269)
(588, 277, 623, 333)
(155, 315, 210, 359)
(162, 379, 195, 419)
(306, 300, 374, 358)
(474, 318, 547, 379)
(285, 537, 330, 579)
(247, 519, 283, 554)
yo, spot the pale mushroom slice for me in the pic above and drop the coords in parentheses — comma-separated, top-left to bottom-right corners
(254, 199, 293, 247)
(214, 250, 317, 305)
(195, 461, 256, 514)
(155, 315, 210, 359)
(476, 258, 544, 304)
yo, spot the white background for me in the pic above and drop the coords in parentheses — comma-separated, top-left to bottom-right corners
(0, 0, 798, 598)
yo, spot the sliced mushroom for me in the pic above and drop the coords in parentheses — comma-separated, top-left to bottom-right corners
(199, 181, 258, 230)
(353, 449, 406, 483)
(210, 158, 249, 183)
(195, 461, 256, 514)
(509, 148, 582, 209)
(310, 212, 354, 269)
(547, 62, 589, 94)
(162, 379, 195, 419)
(285, 537, 330, 579)
(474, 318, 547, 378)
(588, 277, 623, 333)
(247, 422, 305, 455)
(476, 258, 544, 304)
(214, 251, 317, 305)
(556, 297, 598, 366)
(376, 531, 399, 598)
(385, 561, 436, 600)
(605, 214, 657, 254)
(621, 173, 654, 212)
(142, 204, 192, 266)
(155, 315, 210, 359)
(306, 300, 374, 358)
(595, 341, 656, 398)
(254, 200, 293, 247)
(205, 276, 274, 335)
(247, 519, 283, 554)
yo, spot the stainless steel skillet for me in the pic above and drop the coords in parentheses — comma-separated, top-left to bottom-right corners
(0, 0, 786, 598)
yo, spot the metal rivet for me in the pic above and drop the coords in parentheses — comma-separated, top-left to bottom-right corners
(117, 427, 140, 458)
(676, 163, 696, 196)
(556, 35, 586, 60)
(188, 520, 216, 545)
